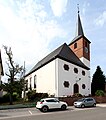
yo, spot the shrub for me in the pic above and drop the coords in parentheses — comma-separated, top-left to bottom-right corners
(27, 90, 36, 101)
(72, 93, 83, 97)
(13, 92, 20, 101)
(0, 93, 10, 103)
(41, 93, 48, 98)
(0, 92, 20, 103)
(95, 90, 105, 96)
(27, 90, 48, 101)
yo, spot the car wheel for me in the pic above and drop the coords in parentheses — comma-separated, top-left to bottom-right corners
(61, 104, 67, 110)
(41, 106, 48, 112)
(81, 104, 85, 108)
(93, 103, 96, 107)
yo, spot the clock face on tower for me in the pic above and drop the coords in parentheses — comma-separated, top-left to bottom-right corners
(85, 47, 88, 53)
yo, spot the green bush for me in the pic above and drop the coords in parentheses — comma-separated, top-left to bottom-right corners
(13, 92, 20, 101)
(0, 92, 20, 104)
(27, 90, 48, 101)
(72, 93, 83, 97)
(95, 90, 105, 96)
(27, 90, 36, 101)
(0, 93, 10, 103)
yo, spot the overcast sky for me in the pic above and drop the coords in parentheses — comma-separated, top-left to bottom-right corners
(0, 0, 106, 82)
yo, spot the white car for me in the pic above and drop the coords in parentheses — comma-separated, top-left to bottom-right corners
(36, 98, 68, 112)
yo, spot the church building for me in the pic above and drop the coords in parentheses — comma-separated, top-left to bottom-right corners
(25, 11, 91, 97)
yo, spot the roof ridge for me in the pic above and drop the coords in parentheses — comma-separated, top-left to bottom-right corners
(58, 44, 89, 70)
(26, 43, 66, 75)
(57, 43, 67, 55)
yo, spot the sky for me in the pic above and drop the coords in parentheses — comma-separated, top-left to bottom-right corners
(0, 0, 106, 82)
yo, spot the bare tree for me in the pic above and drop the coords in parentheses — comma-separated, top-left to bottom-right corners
(3, 45, 23, 104)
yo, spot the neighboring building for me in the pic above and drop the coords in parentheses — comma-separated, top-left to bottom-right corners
(25, 11, 91, 97)
(0, 50, 4, 85)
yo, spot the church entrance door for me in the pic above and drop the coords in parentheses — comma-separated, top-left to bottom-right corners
(73, 83, 79, 94)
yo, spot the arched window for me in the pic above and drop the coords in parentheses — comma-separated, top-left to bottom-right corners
(30, 77, 32, 90)
(74, 43, 77, 49)
(85, 41, 88, 47)
(34, 75, 36, 88)
(25, 80, 28, 91)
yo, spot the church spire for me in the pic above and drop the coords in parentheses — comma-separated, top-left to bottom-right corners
(75, 4, 84, 36)
(69, 5, 91, 68)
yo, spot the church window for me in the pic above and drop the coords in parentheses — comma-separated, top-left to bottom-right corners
(34, 75, 36, 88)
(82, 84, 86, 89)
(25, 80, 28, 91)
(85, 41, 88, 47)
(64, 64, 69, 71)
(74, 43, 77, 49)
(30, 77, 32, 90)
(82, 70, 85, 76)
(85, 47, 88, 53)
(63, 81, 70, 88)
(74, 68, 78, 73)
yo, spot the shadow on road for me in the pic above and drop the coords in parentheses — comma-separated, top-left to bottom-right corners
(0, 115, 9, 117)
(40, 107, 74, 113)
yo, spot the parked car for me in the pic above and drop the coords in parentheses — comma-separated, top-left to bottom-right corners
(74, 97, 96, 108)
(36, 98, 68, 112)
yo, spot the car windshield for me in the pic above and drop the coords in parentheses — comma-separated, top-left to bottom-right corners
(39, 99, 44, 102)
(54, 99, 59, 102)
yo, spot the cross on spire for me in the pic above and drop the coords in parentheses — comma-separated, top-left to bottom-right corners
(75, 4, 84, 36)
(77, 4, 80, 14)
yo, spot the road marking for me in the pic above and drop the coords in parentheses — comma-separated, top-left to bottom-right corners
(0, 107, 101, 119)
(29, 110, 32, 115)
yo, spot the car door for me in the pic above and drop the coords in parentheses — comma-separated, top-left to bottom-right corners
(88, 98, 94, 106)
(85, 98, 93, 106)
(46, 99, 60, 109)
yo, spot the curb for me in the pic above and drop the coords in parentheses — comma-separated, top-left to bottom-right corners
(0, 103, 36, 110)
(96, 103, 106, 107)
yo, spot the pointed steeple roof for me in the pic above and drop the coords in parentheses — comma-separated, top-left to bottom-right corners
(75, 11, 84, 36)
(69, 7, 91, 45)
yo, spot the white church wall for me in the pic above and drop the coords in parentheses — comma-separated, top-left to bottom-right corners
(36, 60, 56, 95)
(78, 70, 91, 96)
(57, 58, 91, 97)
(25, 60, 56, 95)
(54, 58, 59, 97)
(25, 58, 91, 97)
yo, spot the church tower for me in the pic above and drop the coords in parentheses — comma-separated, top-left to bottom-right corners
(69, 8, 91, 68)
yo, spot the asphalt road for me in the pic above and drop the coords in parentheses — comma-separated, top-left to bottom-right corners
(0, 106, 106, 120)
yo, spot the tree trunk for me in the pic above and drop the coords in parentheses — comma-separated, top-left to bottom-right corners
(9, 92, 13, 105)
